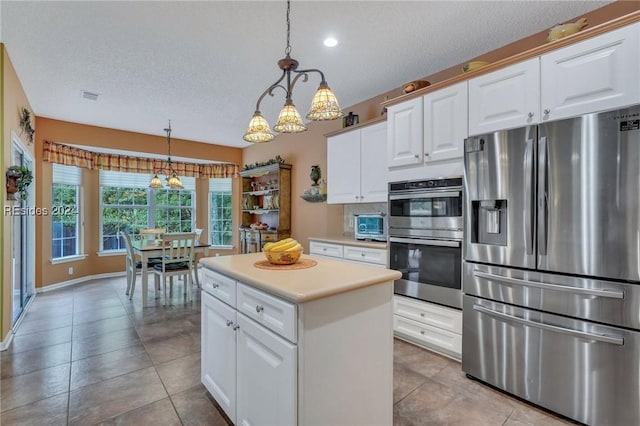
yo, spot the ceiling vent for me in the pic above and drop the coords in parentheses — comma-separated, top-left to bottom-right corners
(81, 90, 99, 101)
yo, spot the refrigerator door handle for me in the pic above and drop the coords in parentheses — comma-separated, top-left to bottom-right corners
(538, 136, 548, 256)
(473, 269, 625, 299)
(524, 137, 535, 255)
(472, 304, 624, 345)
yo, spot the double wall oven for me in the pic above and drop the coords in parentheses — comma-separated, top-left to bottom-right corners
(388, 177, 463, 309)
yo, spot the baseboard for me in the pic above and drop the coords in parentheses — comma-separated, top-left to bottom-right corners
(38, 271, 126, 293)
(0, 330, 15, 351)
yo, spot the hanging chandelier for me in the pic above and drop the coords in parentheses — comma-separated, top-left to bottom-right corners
(149, 121, 184, 189)
(242, 0, 343, 143)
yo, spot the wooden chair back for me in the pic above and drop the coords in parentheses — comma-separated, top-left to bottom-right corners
(158, 232, 196, 269)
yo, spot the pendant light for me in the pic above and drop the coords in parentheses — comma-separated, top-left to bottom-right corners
(242, 0, 342, 143)
(149, 121, 183, 189)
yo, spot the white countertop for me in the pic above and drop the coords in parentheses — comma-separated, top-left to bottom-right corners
(200, 253, 400, 303)
(308, 236, 387, 249)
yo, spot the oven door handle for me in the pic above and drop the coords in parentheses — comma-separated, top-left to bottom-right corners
(389, 191, 461, 201)
(389, 237, 461, 248)
(473, 270, 624, 299)
(472, 304, 624, 346)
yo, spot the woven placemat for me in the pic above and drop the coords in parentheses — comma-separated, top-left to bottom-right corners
(254, 259, 318, 270)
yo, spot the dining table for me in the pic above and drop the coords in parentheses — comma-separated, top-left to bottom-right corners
(132, 239, 211, 307)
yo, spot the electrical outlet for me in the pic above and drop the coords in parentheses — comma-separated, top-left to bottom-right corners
(68, 266, 74, 275)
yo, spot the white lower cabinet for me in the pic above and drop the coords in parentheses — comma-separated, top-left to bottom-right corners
(236, 313, 296, 426)
(201, 291, 237, 421)
(393, 295, 462, 360)
(202, 265, 393, 425)
(309, 240, 387, 267)
(201, 279, 297, 426)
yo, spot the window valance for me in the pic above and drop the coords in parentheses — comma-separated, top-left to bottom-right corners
(43, 141, 238, 179)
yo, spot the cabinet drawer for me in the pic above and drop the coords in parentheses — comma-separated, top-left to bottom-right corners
(202, 268, 236, 307)
(237, 283, 297, 343)
(343, 246, 387, 266)
(394, 315, 462, 358)
(394, 295, 462, 334)
(309, 241, 344, 259)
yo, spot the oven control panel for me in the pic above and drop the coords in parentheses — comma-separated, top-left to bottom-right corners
(389, 177, 462, 192)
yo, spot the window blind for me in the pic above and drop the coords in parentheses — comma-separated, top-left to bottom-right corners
(52, 164, 82, 185)
(209, 178, 232, 192)
(100, 170, 195, 191)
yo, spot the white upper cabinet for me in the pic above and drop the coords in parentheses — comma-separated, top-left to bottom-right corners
(541, 23, 640, 121)
(327, 121, 388, 204)
(387, 97, 423, 167)
(424, 81, 468, 162)
(468, 57, 540, 136)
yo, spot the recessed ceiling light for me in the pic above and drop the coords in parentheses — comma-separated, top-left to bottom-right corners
(323, 37, 338, 48)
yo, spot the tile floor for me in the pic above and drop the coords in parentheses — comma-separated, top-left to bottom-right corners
(1, 276, 576, 425)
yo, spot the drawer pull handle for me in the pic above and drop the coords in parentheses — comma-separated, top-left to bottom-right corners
(233, 324, 240, 331)
(420, 312, 425, 317)
(420, 330, 425, 335)
(226, 320, 233, 327)
(256, 305, 264, 313)
(361, 253, 365, 257)
(212, 283, 219, 289)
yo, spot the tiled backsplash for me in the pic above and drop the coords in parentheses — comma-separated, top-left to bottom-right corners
(343, 202, 388, 235)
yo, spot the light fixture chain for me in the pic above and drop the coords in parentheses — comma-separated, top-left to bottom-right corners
(285, 0, 291, 56)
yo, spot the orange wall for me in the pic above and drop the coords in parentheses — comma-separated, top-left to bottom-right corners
(34, 118, 243, 287)
(2, 45, 36, 341)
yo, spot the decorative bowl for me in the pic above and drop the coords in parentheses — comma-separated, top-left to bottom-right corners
(402, 80, 431, 94)
(264, 248, 302, 265)
(462, 61, 489, 73)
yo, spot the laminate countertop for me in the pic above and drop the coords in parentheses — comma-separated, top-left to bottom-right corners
(308, 236, 387, 249)
(200, 252, 400, 304)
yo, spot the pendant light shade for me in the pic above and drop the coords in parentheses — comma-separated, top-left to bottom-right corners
(273, 100, 307, 133)
(306, 81, 342, 121)
(242, 0, 342, 143)
(149, 121, 184, 189)
(149, 174, 163, 189)
(243, 111, 275, 143)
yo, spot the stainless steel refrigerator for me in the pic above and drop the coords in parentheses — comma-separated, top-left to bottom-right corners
(462, 105, 640, 426)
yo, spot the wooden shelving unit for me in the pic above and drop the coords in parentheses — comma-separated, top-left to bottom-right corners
(239, 163, 292, 253)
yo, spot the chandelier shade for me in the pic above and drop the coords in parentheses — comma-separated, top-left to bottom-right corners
(149, 121, 184, 189)
(273, 99, 307, 133)
(243, 111, 275, 143)
(242, 0, 342, 143)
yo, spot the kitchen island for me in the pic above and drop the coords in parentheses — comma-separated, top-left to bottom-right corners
(199, 252, 401, 426)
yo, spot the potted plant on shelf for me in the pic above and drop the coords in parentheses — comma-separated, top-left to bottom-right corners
(6, 165, 33, 202)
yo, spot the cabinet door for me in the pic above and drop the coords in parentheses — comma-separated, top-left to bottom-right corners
(201, 291, 237, 423)
(424, 81, 468, 162)
(468, 58, 540, 135)
(236, 313, 297, 426)
(359, 122, 388, 203)
(387, 97, 423, 167)
(327, 130, 361, 204)
(541, 23, 640, 121)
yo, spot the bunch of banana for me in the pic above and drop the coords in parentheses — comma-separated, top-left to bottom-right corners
(263, 238, 302, 252)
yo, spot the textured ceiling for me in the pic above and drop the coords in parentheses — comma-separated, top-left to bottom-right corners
(1, 1, 612, 148)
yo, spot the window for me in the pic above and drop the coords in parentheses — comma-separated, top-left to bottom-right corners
(209, 178, 232, 246)
(99, 171, 196, 251)
(52, 164, 81, 259)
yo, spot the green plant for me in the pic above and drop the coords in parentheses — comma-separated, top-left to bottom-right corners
(19, 107, 35, 145)
(6, 165, 33, 202)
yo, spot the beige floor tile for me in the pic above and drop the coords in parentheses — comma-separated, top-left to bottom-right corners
(0, 392, 68, 426)
(68, 366, 167, 425)
(95, 397, 181, 426)
(71, 315, 134, 341)
(393, 363, 429, 404)
(0, 364, 70, 413)
(72, 304, 128, 325)
(505, 403, 579, 426)
(1, 341, 72, 379)
(2, 325, 72, 354)
(15, 314, 73, 335)
(156, 352, 201, 395)
(171, 384, 231, 426)
(144, 331, 201, 365)
(70, 343, 152, 390)
(71, 328, 141, 361)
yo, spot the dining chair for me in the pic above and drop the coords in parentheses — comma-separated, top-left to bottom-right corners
(120, 231, 162, 300)
(152, 232, 196, 305)
(140, 228, 166, 247)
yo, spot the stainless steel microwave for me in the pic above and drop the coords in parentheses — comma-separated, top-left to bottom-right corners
(354, 214, 387, 242)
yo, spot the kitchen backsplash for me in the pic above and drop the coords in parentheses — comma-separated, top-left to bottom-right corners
(343, 202, 388, 235)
